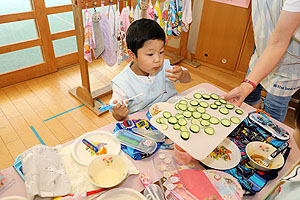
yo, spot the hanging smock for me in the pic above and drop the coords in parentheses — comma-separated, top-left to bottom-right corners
(117, 7, 129, 64)
(84, 9, 95, 63)
(172, 0, 182, 36)
(147, 0, 155, 19)
(100, 2, 117, 67)
(162, 0, 170, 40)
(154, 0, 163, 28)
(92, 10, 105, 59)
(108, 3, 117, 54)
(166, 0, 175, 36)
(181, 0, 192, 32)
(134, 0, 141, 21)
(250, 0, 300, 96)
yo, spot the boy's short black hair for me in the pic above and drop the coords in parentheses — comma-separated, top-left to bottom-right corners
(126, 18, 166, 57)
(296, 102, 300, 129)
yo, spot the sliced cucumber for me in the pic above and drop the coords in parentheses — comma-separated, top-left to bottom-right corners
(200, 119, 210, 126)
(193, 93, 202, 99)
(180, 126, 188, 132)
(209, 117, 220, 125)
(173, 123, 181, 130)
(175, 113, 184, 119)
(156, 117, 163, 124)
(211, 93, 219, 100)
(162, 124, 169, 130)
(214, 101, 222, 106)
(196, 107, 206, 113)
(187, 106, 195, 112)
(190, 124, 200, 133)
(190, 100, 199, 106)
(225, 104, 235, 110)
(220, 99, 227, 104)
(235, 109, 244, 115)
(210, 104, 218, 110)
(179, 100, 188, 105)
(175, 103, 180, 110)
(184, 96, 192, 100)
(219, 107, 229, 115)
(191, 118, 200, 125)
(178, 118, 187, 126)
(230, 116, 241, 124)
(201, 113, 211, 120)
(204, 127, 215, 135)
(168, 116, 178, 124)
(192, 111, 201, 119)
(163, 111, 172, 119)
(221, 118, 231, 127)
(199, 101, 209, 108)
(180, 131, 190, 140)
(202, 94, 211, 100)
(178, 104, 188, 111)
(183, 111, 192, 118)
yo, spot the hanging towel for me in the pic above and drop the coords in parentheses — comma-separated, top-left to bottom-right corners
(129, 6, 135, 23)
(108, 4, 117, 54)
(92, 11, 105, 59)
(172, 0, 182, 36)
(147, 0, 155, 19)
(100, 3, 117, 67)
(181, 0, 192, 32)
(162, 0, 170, 40)
(84, 9, 95, 63)
(154, 0, 163, 27)
(121, 6, 130, 33)
(134, 0, 141, 21)
(117, 8, 128, 64)
(167, 0, 175, 36)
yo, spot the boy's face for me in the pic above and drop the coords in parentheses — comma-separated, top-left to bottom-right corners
(130, 39, 164, 76)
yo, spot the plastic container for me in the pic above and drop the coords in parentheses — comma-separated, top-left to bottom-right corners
(132, 128, 165, 142)
(173, 144, 193, 165)
(114, 130, 157, 154)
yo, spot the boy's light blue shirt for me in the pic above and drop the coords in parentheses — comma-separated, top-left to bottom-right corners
(111, 59, 178, 114)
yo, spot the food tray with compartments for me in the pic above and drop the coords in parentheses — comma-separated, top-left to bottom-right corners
(150, 87, 248, 160)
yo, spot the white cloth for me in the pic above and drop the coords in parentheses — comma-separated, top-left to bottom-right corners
(21, 145, 72, 200)
(182, 0, 192, 32)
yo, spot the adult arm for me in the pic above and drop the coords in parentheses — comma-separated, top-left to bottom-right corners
(223, 11, 300, 106)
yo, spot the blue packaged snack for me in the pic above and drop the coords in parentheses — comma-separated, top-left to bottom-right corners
(114, 119, 163, 160)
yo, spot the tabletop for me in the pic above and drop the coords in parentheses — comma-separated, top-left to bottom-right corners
(1, 83, 299, 200)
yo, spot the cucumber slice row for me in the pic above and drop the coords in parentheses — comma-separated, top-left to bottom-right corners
(175, 103, 180, 110)
(178, 118, 187, 126)
(201, 113, 211, 120)
(191, 118, 200, 124)
(210, 104, 218, 109)
(178, 104, 187, 111)
(235, 109, 244, 115)
(204, 127, 215, 135)
(187, 106, 195, 112)
(180, 126, 188, 132)
(196, 107, 206, 113)
(173, 123, 181, 130)
(193, 93, 202, 99)
(156, 117, 163, 124)
(214, 101, 222, 106)
(190, 124, 200, 133)
(179, 100, 188, 105)
(221, 118, 231, 127)
(220, 99, 227, 104)
(183, 111, 192, 118)
(219, 107, 229, 115)
(163, 111, 172, 118)
(180, 131, 190, 140)
(230, 116, 241, 124)
(175, 113, 184, 119)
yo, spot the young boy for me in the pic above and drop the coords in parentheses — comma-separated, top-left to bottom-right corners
(110, 18, 191, 121)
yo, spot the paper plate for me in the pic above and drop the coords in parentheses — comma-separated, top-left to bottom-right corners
(149, 102, 172, 117)
(200, 138, 241, 170)
(72, 130, 121, 166)
(96, 187, 147, 200)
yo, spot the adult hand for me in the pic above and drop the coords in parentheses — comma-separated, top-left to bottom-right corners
(165, 65, 183, 81)
(111, 100, 129, 121)
(221, 83, 254, 106)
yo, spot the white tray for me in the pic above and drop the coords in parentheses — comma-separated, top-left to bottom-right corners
(150, 87, 247, 160)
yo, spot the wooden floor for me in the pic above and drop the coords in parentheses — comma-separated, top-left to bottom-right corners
(0, 58, 295, 169)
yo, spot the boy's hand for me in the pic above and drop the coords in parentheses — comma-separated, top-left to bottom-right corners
(165, 65, 183, 81)
(111, 100, 129, 121)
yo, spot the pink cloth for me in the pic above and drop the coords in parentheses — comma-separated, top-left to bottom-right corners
(147, 0, 154, 19)
(84, 9, 95, 63)
(100, 3, 117, 67)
